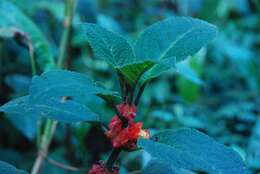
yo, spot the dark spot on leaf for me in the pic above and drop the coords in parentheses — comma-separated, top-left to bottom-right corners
(60, 96, 73, 103)
(65, 96, 72, 100)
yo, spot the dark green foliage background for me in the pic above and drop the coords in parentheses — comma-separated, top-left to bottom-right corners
(0, 0, 259, 173)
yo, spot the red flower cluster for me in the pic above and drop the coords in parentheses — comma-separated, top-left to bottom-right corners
(88, 161, 118, 174)
(105, 103, 150, 149)
(88, 103, 149, 174)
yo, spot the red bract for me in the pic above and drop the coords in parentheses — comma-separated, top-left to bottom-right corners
(105, 116, 123, 139)
(105, 103, 136, 140)
(88, 161, 118, 174)
(112, 122, 143, 148)
(117, 103, 136, 120)
(105, 103, 150, 149)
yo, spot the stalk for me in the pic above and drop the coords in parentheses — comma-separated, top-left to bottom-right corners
(28, 44, 37, 75)
(31, 120, 57, 174)
(105, 148, 121, 171)
(134, 82, 147, 106)
(31, 1, 77, 173)
(57, 0, 77, 68)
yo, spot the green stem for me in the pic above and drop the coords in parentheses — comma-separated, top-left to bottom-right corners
(104, 79, 147, 172)
(57, 0, 77, 68)
(36, 119, 42, 149)
(28, 44, 37, 75)
(31, 1, 77, 174)
(105, 148, 121, 171)
(40, 120, 58, 149)
(31, 120, 57, 174)
(117, 70, 126, 100)
(134, 82, 147, 106)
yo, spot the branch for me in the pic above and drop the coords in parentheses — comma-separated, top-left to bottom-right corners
(105, 148, 121, 171)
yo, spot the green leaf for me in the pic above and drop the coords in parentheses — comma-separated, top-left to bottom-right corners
(176, 49, 206, 102)
(140, 63, 171, 83)
(97, 14, 123, 33)
(0, 0, 55, 72)
(81, 23, 134, 68)
(0, 96, 38, 139)
(142, 160, 211, 174)
(30, 97, 99, 123)
(5, 110, 38, 139)
(142, 160, 202, 174)
(135, 17, 217, 63)
(136, 17, 217, 83)
(81, 23, 155, 84)
(6, 70, 116, 123)
(141, 160, 177, 174)
(0, 161, 27, 174)
(97, 92, 121, 106)
(139, 128, 247, 174)
(29, 70, 105, 102)
(0, 96, 99, 123)
(176, 62, 204, 85)
(120, 61, 155, 85)
(1, 70, 119, 123)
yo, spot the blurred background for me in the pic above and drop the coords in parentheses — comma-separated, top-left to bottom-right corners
(0, 0, 260, 173)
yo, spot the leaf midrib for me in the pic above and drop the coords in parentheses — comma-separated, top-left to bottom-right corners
(159, 25, 204, 60)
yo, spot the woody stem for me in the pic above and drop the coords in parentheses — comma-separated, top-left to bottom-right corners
(105, 148, 122, 171)
(104, 105, 127, 170)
